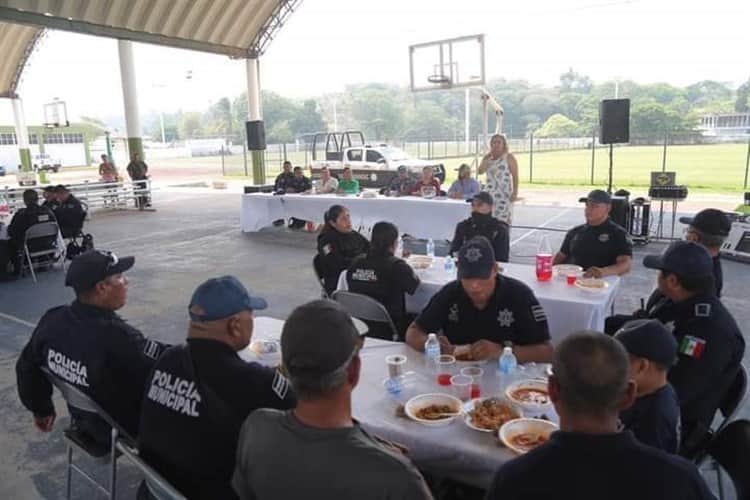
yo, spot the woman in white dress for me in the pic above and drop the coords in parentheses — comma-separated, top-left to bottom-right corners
(477, 133, 519, 225)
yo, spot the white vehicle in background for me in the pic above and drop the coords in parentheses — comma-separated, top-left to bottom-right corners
(32, 153, 62, 173)
(16, 170, 37, 186)
(308, 131, 445, 188)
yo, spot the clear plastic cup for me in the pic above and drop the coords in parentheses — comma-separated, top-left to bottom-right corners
(385, 354, 407, 378)
(436, 355, 456, 386)
(450, 374, 473, 400)
(461, 366, 484, 399)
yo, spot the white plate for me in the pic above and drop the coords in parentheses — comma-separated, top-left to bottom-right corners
(499, 418, 558, 454)
(404, 393, 462, 427)
(574, 278, 609, 292)
(505, 379, 552, 411)
(407, 255, 433, 270)
(463, 397, 522, 433)
(552, 264, 583, 278)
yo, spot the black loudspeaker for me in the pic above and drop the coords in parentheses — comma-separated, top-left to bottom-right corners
(245, 120, 266, 150)
(599, 99, 630, 144)
(610, 196, 630, 229)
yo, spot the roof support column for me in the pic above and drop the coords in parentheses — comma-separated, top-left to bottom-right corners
(245, 57, 266, 185)
(11, 97, 32, 172)
(118, 40, 143, 163)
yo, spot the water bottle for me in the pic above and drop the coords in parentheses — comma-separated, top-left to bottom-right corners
(311, 179, 318, 194)
(498, 343, 517, 377)
(426, 238, 435, 257)
(444, 256, 455, 274)
(536, 234, 553, 281)
(424, 333, 440, 372)
(396, 236, 403, 258)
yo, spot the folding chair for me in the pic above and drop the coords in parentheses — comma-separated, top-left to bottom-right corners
(707, 419, 750, 500)
(40, 367, 133, 500)
(116, 441, 186, 500)
(332, 290, 400, 341)
(312, 254, 329, 298)
(22, 221, 65, 282)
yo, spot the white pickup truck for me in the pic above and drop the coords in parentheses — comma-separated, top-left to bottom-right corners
(308, 131, 445, 188)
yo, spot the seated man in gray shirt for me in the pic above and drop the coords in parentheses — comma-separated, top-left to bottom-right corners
(232, 300, 433, 500)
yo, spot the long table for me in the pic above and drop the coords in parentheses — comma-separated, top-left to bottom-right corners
(240, 316, 536, 488)
(337, 258, 620, 343)
(241, 193, 471, 241)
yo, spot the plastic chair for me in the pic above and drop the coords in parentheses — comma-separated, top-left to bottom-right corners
(40, 367, 133, 500)
(707, 419, 750, 500)
(22, 221, 65, 282)
(312, 254, 328, 298)
(716, 365, 748, 433)
(332, 290, 400, 341)
(116, 442, 187, 500)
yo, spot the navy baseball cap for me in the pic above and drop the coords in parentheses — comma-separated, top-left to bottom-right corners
(188, 276, 267, 322)
(65, 250, 135, 293)
(468, 191, 494, 206)
(615, 319, 677, 367)
(457, 236, 496, 280)
(679, 209, 731, 237)
(579, 189, 612, 204)
(281, 300, 368, 377)
(397, 165, 408, 173)
(643, 240, 713, 278)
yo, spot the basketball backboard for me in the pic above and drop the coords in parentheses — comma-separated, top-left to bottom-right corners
(43, 99, 69, 128)
(409, 34, 485, 92)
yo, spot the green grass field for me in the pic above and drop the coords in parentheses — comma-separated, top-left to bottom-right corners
(196, 142, 750, 193)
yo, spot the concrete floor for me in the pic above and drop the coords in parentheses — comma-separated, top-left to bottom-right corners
(1, 189, 748, 499)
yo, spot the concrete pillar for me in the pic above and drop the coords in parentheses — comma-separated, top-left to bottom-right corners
(118, 40, 144, 162)
(246, 57, 266, 184)
(11, 98, 32, 172)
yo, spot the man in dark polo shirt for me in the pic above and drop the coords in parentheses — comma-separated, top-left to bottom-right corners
(553, 189, 633, 278)
(406, 237, 552, 363)
(137, 276, 296, 500)
(486, 332, 714, 500)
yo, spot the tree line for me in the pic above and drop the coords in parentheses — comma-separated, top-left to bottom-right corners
(144, 70, 750, 144)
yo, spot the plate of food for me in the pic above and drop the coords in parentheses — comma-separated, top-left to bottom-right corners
(552, 264, 583, 278)
(574, 277, 609, 292)
(505, 379, 552, 413)
(407, 255, 433, 270)
(463, 397, 522, 433)
(404, 393, 463, 427)
(453, 346, 488, 365)
(499, 418, 558, 454)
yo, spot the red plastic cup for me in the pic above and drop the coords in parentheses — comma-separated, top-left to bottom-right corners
(436, 355, 455, 386)
(536, 254, 553, 281)
(567, 274, 577, 285)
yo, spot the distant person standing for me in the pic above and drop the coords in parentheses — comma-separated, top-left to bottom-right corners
(99, 154, 118, 183)
(126, 152, 150, 209)
(478, 134, 519, 225)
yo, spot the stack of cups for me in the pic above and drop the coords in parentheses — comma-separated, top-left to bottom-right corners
(385, 354, 407, 394)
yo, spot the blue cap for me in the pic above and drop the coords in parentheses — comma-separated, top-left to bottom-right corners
(457, 236, 496, 279)
(642, 240, 713, 278)
(615, 319, 677, 367)
(188, 276, 267, 322)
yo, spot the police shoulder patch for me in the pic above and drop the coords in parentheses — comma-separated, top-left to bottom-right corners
(272, 369, 290, 399)
(694, 303, 711, 317)
(531, 305, 547, 322)
(322, 243, 333, 255)
(143, 339, 161, 360)
(598, 233, 610, 243)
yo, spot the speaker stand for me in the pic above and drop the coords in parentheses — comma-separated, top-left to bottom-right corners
(607, 144, 614, 193)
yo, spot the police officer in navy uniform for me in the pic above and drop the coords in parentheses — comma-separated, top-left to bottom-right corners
(53, 184, 86, 238)
(553, 189, 633, 278)
(346, 221, 420, 340)
(642, 241, 745, 457)
(450, 191, 510, 262)
(604, 208, 731, 335)
(273, 161, 295, 192)
(7, 189, 57, 273)
(406, 236, 553, 363)
(317, 205, 369, 296)
(16, 250, 168, 447)
(137, 276, 295, 500)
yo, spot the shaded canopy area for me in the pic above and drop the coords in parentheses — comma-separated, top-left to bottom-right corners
(0, 0, 300, 97)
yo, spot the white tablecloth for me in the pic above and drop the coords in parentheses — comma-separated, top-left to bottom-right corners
(239, 316, 530, 488)
(241, 193, 471, 241)
(337, 258, 620, 344)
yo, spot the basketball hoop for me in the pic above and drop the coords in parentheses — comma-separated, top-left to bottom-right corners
(427, 74, 452, 85)
(43, 100, 70, 128)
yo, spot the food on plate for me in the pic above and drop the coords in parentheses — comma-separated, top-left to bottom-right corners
(468, 398, 519, 431)
(454, 348, 475, 362)
(250, 340, 279, 355)
(509, 387, 550, 405)
(509, 431, 550, 452)
(576, 278, 607, 289)
(415, 404, 457, 421)
(407, 256, 433, 270)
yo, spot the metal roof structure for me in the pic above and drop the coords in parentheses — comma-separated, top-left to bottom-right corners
(0, 0, 301, 98)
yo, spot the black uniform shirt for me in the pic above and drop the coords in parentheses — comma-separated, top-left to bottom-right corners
(667, 294, 745, 442)
(346, 253, 420, 337)
(486, 431, 714, 500)
(619, 383, 681, 454)
(274, 172, 295, 191)
(450, 213, 510, 262)
(559, 218, 633, 269)
(54, 193, 86, 237)
(286, 175, 311, 193)
(415, 275, 550, 346)
(15, 301, 167, 441)
(317, 228, 370, 295)
(386, 175, 416, 195)
(7, 204, 56, 243)
(712, 256, 723, 298)
(138, 339, 296, 500)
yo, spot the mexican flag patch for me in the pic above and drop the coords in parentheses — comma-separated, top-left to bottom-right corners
(679, 335, 706, 359)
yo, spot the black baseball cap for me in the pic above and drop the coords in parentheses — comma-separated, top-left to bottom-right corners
(188, 276, 267, 322)
(281, 300, 368, 377)
(679, 209, 731, 237)
(468, 191, 494, 206)
(579, 189, 612, 204)
(457, 236, 496, 280)
(397, 165, 408, 173)
(615, 319, 677, 368)
(65, 250, 135, 293)
(643, 240, 713, 278)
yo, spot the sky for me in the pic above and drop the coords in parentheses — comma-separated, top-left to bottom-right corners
(0, 0, 748, 126)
